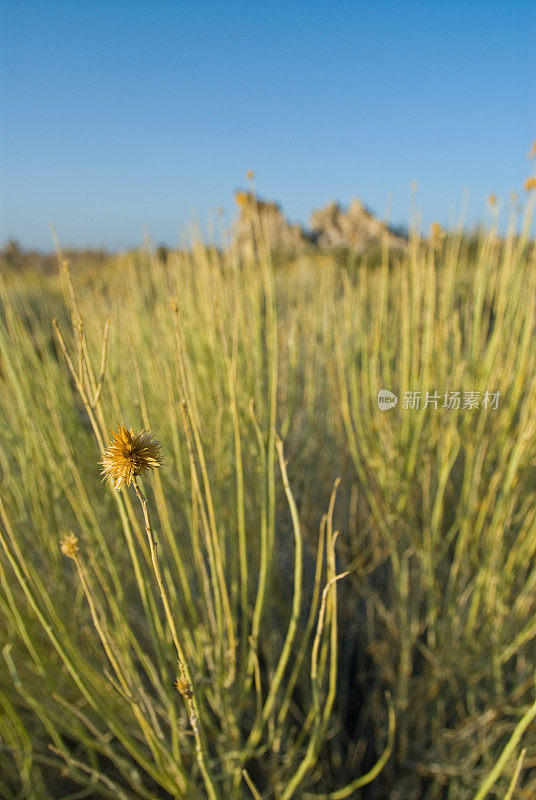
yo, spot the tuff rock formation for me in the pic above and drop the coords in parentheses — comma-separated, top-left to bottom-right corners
(231, 192, 407, 257)
(231, 192, 308, 259)
(309, 199, 406, 253)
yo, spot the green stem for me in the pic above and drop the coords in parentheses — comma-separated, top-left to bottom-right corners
(132, 478, 219, 800)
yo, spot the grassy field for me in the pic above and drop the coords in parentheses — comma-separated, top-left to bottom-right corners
(1, 200, 536, 799)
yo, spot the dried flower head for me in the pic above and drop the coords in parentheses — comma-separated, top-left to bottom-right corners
(235, 191, 249, 207)
(174, 676, 193, 697)
(524, 176, 536, 192)
(430, 221, 445, 239)
(60, 533, 79, 560)
(429, 222, 445, 252)
(101, 425, 163, 490)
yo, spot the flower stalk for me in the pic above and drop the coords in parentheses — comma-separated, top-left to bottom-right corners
(130, 477, 218, 800)
(100, 423, 219, 800)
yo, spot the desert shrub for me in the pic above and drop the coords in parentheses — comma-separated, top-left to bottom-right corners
(0, 200, 536, 798)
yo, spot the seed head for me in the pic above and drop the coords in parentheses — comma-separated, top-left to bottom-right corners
(235, 191, 249, 207)
(174, 676, 193, 698)
(100, 425, 163, 491)
(430, 221, 444, 238)
(60, 533, 79, 560)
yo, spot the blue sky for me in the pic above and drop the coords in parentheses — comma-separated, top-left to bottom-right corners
(1, 0, 535, 250)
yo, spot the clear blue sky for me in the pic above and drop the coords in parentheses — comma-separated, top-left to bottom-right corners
(1, 0, 535, 251)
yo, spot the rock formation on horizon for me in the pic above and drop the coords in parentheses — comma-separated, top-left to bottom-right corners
(309, 199, 406, 253)
(231, 192, 308, 259)
(231, 192, 407, 257)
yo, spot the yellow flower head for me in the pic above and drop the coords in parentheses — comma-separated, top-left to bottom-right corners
(235, 191, 249, 207)
(101, 425, 163, 491)
(487, 193, 497, 206)
(174, 676, 193, 697)
(60, 533, 79, 560)
(429, 221, 445, 239)
(524, 176, 536, 192)
(246, 169, 254, 180)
